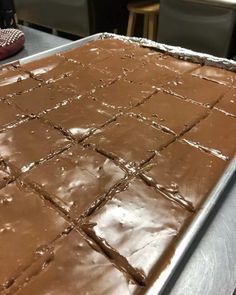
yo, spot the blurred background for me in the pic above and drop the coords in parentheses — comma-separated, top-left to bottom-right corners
(1, 0, 236, 60)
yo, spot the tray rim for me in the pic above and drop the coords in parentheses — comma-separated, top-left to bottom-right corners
(3, 31, 236, 72)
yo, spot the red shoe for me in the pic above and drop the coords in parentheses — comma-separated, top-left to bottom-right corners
(0, 28, 24, 61)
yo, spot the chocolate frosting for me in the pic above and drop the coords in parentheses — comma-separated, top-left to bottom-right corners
(92, 53, 147, 77)
(80, 38, 137, 51)
(0, 160, 11, 189)
(0, 100, 24, 130)
(0, 182, 68, 290)
(14, 230, 134, 295)
(0, 67, 39, 99)
(61, 45, 112, 66)
(143, 140, 227, 210)
(184, 109, 236, 159)
(85, 115, 174, 164)
(214, 88, 236, 117)
(43, 95, 116, 140)
(83, 178, 192, 284)
(130, 90, 207, 135)
(22, 145, 126, 218)
(54, 66, 117, 96)
(124, 63, 177, 87)
(8, 81, 76, 115)
(90, 78, 155, 110)
(0, 119, 70, 173)
(191, 65, 236, 86)
(163, 74, 229, 106)
(152, 55, 200, 74)
(61, 38, 135, 65)
(61, 38, 153, 68)
(20, 54, 82, 82)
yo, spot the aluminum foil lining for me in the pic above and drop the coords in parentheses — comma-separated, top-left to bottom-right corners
(101, 32, 236, 72)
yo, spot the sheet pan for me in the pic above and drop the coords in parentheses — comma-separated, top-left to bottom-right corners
(4, 33, 236, 295)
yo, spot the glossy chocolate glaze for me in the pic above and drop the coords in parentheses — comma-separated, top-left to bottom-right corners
(61, 38, 136, 65)
(130, 91, 207, 135)
(54, 66, 116, 96)
(82, 39, 137, 51)
(0, 182, 68, 290)
(153, 55, 200, 74)
(0, 65, 15, 72)
(214, 88, 236, 117)
(0, 169, 10, 189)
(0, 38, 236, 294)
(90, 78, 156, 109)
(91, 53, 147, 77)
(124, 63, 177, 88)
(85, 115, 174, 164)
(122, 45, 165, 67)
(20, 54, 83, 82)
(184, 109, 236, 159)
(83, 178, 192, 284)
(43, 95, 116, 140)
(0, 160, 11, 189)
(62, 38, 159, 69)
(8, 81, 76, 115)
(14, 229, 134, 295)
(0, 67, 39, 99)
(0, 100, 24, 130)
(22, 145, 126, 218)
(143, 141, 227, 210)
(163, 74, 229, 106)
(0, 119, 70, 173)
(191, 65, 236, 86)
(61, 45, 112, 66)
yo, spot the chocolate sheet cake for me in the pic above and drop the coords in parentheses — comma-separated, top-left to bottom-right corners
(0, 37, 235, 295)
(0, 66, 39, 99)
(214, 87, 236, 117)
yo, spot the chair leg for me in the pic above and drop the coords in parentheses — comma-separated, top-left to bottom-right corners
(148, 13, 157, 41)
(127, 12, 136, 36)
(155, 15, 158, 41)
(143, 14, 149, 38)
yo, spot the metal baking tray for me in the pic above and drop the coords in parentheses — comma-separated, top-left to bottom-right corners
(5, 33, 236, 294)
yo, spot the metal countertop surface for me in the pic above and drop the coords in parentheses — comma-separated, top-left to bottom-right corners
(0, 26, 235, 295)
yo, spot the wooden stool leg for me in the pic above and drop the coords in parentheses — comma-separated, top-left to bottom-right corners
(148, 13, 157, 41)
(154, 14, 158, 41)
(127, 12, 136, 37)
(143, 14, 149, 38)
